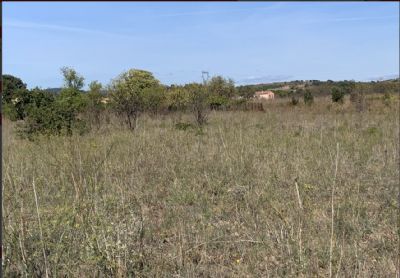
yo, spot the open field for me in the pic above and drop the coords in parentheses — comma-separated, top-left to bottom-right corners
(3, 95, 399, 277)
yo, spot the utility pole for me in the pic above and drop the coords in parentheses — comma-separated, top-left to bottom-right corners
(201, 71, 209, 85)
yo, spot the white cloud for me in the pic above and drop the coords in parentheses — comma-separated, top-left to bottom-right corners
(152, 3, 286, 18)
(4, 20, 135, 39)
(304, 15, 398, 24)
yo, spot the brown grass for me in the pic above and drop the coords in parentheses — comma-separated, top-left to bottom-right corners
(3, 94, 399, 277)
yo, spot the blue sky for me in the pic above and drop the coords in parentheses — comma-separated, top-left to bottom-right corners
(3, 2, 399, 89)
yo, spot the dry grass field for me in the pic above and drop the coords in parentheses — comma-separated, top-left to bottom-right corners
(3, 95, 399, 277)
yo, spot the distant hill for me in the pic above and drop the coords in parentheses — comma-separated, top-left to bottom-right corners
(236, 79, 399, 99)
(43, 88, 105, 95)
(44, 88, 63, 94)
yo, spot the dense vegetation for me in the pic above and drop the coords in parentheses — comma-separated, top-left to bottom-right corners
(2, 68, 398, 139)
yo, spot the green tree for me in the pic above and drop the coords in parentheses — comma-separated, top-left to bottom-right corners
(142, 86, 166, 115)
(19, 86, 88, 139)
(60, 67, 85, 90)
(3, 88, 32, 121)
(208, 76, 236, 109)
(88, 80, 102, 95)
(2, 74, 27, 104)
(166, 87, 191, 111)
(56, 87, 88, 135)
(54, 67, 88, 134)
(17, 68, 89, 138)
(17, 88, 57, 139)
(2, 75, 31, 120)
(186, 83, 209, 126)
(237, 86, 256, 99)
(208, 76, 235, 98)
(86, 81, 105, 128)
(109, 69, 160, 130)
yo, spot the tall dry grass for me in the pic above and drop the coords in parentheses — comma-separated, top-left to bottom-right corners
(3, 95, 399, 277)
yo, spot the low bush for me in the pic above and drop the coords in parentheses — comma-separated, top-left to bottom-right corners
(291, 96, 299, 106)
(303, 89, 314, 105)
(331, 87, 345, 103)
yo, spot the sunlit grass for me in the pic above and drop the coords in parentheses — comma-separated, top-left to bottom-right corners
(3, 95, 399, 276)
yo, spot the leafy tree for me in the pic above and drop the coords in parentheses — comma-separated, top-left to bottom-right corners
(2, 75, 31, 120)
(17, 88, 57, 139)
(2, 74, 27, 104)
(186, 83, 209, 126)
(54, 67, 88, 134)
(303, 89, 314, 105)
(208, 76, 236, 97)
(208, 95, 230, 110)
(86, 81, 105, 128)
(19, 87, 88, 139)
(88, 80, 102, 95)
(28, 87, 56, 108)
(207, 76, 236, 109)
(3, 88, 32, 121)
(19, 67, 89, 138)
(55, 87, 88, 135)
(236, 86, 256, 99)
(331, 87, 345, 103)
(166, 87, 190, 111)
(142, 86, 166, 115)
(60, 67, 85, 90)
(109, 69, 160, 130)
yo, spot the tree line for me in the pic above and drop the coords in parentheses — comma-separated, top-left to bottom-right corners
(3, 68, 398, 139)
(3, 68, 243, 138)
(236, 79, 399, 99)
